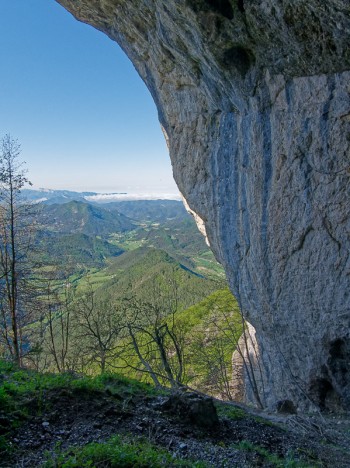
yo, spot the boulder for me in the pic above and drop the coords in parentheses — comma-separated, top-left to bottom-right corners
(158, 392, 219, 428)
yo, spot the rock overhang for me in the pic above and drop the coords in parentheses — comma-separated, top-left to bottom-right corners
(54, 0, 350, 412)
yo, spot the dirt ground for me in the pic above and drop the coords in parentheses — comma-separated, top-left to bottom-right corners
(5, 386, 350, 467)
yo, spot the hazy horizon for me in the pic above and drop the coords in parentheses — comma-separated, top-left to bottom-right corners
(23, 185, 182, 201)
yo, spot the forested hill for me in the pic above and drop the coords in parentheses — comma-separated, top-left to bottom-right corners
(39, 200, 135, 236)
(101, 199, 188, 223)
(33, 198, 224, 280)
(92, 247, 222, 310)
(39, 233, 124, 270)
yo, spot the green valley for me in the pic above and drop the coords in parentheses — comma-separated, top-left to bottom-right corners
(11, 196, 240, 400)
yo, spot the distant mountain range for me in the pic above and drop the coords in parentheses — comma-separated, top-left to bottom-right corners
(21, 188, 97, 204)
(102, 200, 189, 223)
(22, 188, 190, 225)
(28, 191, 223, 280)
(21, 188, 181, 204)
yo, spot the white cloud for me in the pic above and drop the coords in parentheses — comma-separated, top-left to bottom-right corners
(84, 192, 182, 202)
(33, 197, 48, 203)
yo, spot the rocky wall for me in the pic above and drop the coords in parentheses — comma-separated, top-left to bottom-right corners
(55, 0, 350, 411)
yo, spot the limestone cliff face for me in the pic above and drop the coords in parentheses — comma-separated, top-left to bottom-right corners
(55, 0, 350, 411)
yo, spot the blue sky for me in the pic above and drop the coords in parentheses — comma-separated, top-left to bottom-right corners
(0, 0, 177, 194)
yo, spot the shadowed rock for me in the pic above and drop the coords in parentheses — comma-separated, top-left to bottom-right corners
(157, 392, 219, 428)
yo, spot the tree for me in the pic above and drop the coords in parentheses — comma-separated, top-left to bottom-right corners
(180, 289, 242, 400)
(73, 284, 125, 374)
(43, 279, 74, 373)
(120, 274, 186, 388)
(0, 134, 35, 365)
(199, 292, 264, 407)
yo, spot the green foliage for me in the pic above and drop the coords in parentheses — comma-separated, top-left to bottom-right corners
(39, 200, 135, 237)
(104, 200, 189, 224)
(0, 358, 167, 464)
(105, 200, 207, 268)
(95, 373, 161, 397)
(110, 288, 243, 398)
(10, 196, 237, 399)
(235, 440, 316, 468)
(122, 216, 220, 275)
(177, 289, 243, 397)
(39, 233, 124, 269)
(215, 402, 246, 420)
(0, 364, 32, 459)
(28, 196, 224, 319)
(44, 435, 207, 467)
(0, 359, 14, 373)
(0, 359, 162, 410)
(192, 250, 226, 278)
(67, 268, 114, 292)
(0, 360, 162, 400)
(175, 288, 240, 330)
(0, 435, 13, 460)
(96, 247, 222, 311)
(0, 386, 10, 410)
(0, 359, 208, 467)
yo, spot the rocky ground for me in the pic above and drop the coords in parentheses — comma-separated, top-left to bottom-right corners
(2, 378, 350, 468)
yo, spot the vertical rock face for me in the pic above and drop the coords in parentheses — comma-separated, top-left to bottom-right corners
(55, 0, 350, 411)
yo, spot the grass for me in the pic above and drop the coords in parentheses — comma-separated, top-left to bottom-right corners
(215, 401, 278, 428)
(0, 360, 335, 468)
(215, 402, 247, 421)
(72, 268, 114, 293)
(36, 267, 115, 297)
(235, 440, 319, 468)
(0, 360, 206, 466)
(0, 359, 164, 461)
(109, 230, 146, 251)
(43, 435, 207, 467)
(192, 254, 226, 278)
(0, 360, 160, 404)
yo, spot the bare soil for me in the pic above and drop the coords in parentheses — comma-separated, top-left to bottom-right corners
(5, 386, 350, 467)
